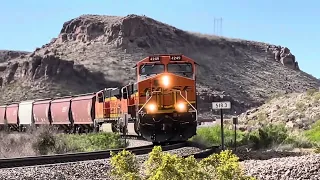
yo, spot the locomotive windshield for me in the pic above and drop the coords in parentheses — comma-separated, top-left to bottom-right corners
(140, 63, 165, 76)
(167, 63, 193, 78)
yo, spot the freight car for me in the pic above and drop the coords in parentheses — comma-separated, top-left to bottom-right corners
(0, 54, 198, 143)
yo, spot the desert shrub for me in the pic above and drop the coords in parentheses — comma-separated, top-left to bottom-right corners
(284, 133, 314, 148)
(314, 93, 320, 102)
(306, 88, 318, 96)
(190, 125, 247, 147)
(200, 149, 255, 180)
(256, 112, 267, 122)
(32, 127, 60, 155)
(33, 130, 126, 155)
(191, 124, 317, 150)
(57, 132, 127, 153)
(295, 102, 306, 112)
(247, 124, 289, 149)
(304, 120, 320, 143)
(110, 146, 255, 180)
(144, 146, 209, 180)
(110, 149, 141, 180)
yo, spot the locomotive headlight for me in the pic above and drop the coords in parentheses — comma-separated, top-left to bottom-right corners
(176, 102, 186, 112)
(147, 103, 157, 113)
(161, 75, 170, 87)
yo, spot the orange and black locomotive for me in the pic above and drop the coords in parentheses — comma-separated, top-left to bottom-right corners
(95, 54, 198, 143)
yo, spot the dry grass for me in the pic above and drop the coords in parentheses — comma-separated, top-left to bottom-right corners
(0, 132, 37, 158)
(0, 126, 126, 158)
(0, 126, 59, 158)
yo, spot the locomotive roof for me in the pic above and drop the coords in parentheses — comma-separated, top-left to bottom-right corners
(133, 54, 197, 68)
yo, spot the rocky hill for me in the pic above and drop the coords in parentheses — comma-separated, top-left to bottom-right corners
(0, 14, 319, 117)
(0, 50, 30, 63)
(239, 89, 320, 130)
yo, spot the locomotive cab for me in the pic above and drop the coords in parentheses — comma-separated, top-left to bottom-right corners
(135, 54, 198, 143)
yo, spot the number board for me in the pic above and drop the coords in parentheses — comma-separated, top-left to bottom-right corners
(170, 55, 182, 61)
(212, 101, 231, 110)
(149, 56, 161, 62)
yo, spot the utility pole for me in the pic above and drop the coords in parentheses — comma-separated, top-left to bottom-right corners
(213, 17, 223, 36)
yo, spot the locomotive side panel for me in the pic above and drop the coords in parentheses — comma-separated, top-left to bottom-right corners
(71, 95, 95, 124)
(50, 98, 72, 124)
(0, 106, 6, 125)
(6, 104, 19, 125)
(95, 91, 106, 120)
(108, 97, 120, 118)
(18, 100, 34, 125)
(33, 100, 52, 125)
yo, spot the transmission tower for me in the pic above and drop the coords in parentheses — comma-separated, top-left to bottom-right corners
(213, 17, 223, 36)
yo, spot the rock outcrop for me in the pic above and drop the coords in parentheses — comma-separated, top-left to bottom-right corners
(0, 14, 319, 117)
(266, 45, 299, 70)
(0, 50, 30, 63)
(0, 54, 121, 103)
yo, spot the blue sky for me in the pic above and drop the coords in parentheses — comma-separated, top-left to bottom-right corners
(1, 0, 319, 78)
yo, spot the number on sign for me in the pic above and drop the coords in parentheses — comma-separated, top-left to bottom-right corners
(212, 101, 231, 110)
(170, 55, 182, 61)
(149, 56, 160, 61)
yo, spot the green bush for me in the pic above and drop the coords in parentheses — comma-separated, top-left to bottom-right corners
(110, 146, 255, 180)
(58, 132, 127, 152)
(191, 124, 317, 150)
(304, 120, 320, 143)
(32, 129, 57, 155)
(110, 149, 141, 180)
(248, 124, 289, 149)
(190, 125, 247, 147)
(32, 130, 126, 155)
(284, 133, 314, 148)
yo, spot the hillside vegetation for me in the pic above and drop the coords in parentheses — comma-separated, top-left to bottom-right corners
(239, 89, 320, 130)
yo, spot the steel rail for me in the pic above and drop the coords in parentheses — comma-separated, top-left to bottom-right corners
(0, 142, 188, 169)
(120, 134, 146, 141)
(182, 145, 221, 159)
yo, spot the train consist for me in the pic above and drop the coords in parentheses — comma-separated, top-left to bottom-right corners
(0, 54, 198, 143)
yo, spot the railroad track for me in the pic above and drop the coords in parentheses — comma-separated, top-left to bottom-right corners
(0, 141, 220, 169)
(120, 134, 146, 141)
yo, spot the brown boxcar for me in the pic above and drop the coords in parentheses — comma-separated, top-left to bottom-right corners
(50, 97, 72, 125)
(0, 105, 6, 125)
(33, 100, 52, 125)
(71, 95, 95, 124)
(6, 104, 19, 125)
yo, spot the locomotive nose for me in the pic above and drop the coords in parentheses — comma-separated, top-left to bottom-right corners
(143, 74, 190, 114)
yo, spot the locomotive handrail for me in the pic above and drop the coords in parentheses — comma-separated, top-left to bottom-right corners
(176, 90, 198, 122)
(137, 91, 162, 115)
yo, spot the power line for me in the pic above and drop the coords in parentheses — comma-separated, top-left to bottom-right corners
(213, 17, 223, 36)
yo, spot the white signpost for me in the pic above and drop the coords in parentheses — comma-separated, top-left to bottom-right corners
(212, 101, 231, 110)
(212, 101, 231, 150)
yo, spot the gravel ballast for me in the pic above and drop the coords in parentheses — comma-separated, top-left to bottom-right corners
(242, 154, 320, 180)
(0, 147, 203, 180)
(1, 149, 320, 180)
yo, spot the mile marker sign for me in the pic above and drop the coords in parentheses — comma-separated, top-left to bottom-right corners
(212, 101, 231, 151)
(212, 101, 231, 110)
